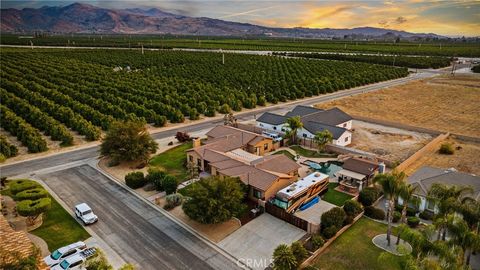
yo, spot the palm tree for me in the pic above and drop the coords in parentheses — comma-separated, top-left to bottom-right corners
(313, 130, 333, 152)
(428, 183, 474, 241)
(373, 171, 403, 246)
(396, 182, 419, 245)
(447, 215, 480, 266)
(272, 244, 297, 270)
(285, 116, 303, 145)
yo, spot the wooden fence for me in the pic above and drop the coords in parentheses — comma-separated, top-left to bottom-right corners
(265, 202, 308, 231)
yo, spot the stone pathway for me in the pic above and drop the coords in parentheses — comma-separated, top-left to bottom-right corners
(27, 233, 50, 256)
(372, 234, 412, 256)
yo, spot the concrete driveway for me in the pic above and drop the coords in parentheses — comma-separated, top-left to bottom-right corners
(219, 213, 306, 270)
(37, 165, 241, 270)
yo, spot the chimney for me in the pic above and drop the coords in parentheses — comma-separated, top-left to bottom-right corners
(193, 137, 201, 148)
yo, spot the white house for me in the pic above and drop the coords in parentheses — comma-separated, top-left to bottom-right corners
(400, 166, 480, 213)
(256, 106, 353, 147)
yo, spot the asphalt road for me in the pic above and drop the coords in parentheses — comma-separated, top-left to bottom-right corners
(38, 165, 241, 270)
(0, 71, 435, 178)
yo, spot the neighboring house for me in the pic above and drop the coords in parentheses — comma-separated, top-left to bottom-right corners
(336, 157, 380, 194)
(404, 166, 480, 213)
(186, 125, 301, 204)
(256, 105, 353, 146)
(0, 215, 50, 270)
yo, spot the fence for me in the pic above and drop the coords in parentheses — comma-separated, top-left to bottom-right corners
(395, 132, 450, 172)
(265, 202, 308, 231)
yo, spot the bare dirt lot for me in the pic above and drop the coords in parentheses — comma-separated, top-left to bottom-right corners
(316, 74, 480, 138)
(351, 121, 432, 163)
(403, 137, 480, 176)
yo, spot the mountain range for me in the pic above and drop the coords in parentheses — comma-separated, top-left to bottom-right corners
(1, 3, 442, 38)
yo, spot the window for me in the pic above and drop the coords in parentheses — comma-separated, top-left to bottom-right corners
(343, 123, 347, 127)
(189, 155, 193, 162)
(264, 143, 268, 150)
(253, 189, 263, 199)
(69, 261, 82, 267)
(259, 123, 264, 127)
(426, 199, 435, 211)
(345, 136, 349, 142)
(303, 133, 307, 138)
(61, 250, 75, 258)
(273, 126, 277, 130)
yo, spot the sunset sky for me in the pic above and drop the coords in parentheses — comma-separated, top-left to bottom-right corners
(3, 1, 480, 37)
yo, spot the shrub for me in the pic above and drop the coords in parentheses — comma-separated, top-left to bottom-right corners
(125, 172, 146, 189)
(407, 216, 420, 228)
(419, 210, 434, 220)
(290, 241, 308, 265)
(344, 215, 355, 225)
(310, 234, 325, 250)
(406, 207, 418, 217)
(321, 207, 346, 230)
(439, 143, 454, 155)
(16, 198, 52, 219)
(146, 168, 166, 191)
(175, 131, 191, 142)
(343, 200, 363, 217)
(322, 225, 339, 239)
(162, 175, 178, 195)
(359, 187, 380, 206)
(9, 179, 41, 195)
(15, 188, 49, 201)
(392, 211, 401, 223)
(272, 244, 297, 270)
(164, 193, 183, 210)
(364, 206, 385, 220)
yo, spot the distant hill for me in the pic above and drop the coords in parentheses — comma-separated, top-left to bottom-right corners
(1, 3, 443, 39)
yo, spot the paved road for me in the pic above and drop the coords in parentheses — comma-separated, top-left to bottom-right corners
(38, 165, 241, 270)
(0, 71, 435, 178)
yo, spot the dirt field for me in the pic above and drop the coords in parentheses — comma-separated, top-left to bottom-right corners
(351, 121, 432, 163)
(404, 137, 480, 176)
(316, 74, 480, 138)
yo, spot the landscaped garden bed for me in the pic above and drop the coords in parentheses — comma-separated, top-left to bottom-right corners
(290, 145, 337, 158)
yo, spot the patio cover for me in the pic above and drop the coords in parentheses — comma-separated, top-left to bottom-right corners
(336, 169, 366, 180)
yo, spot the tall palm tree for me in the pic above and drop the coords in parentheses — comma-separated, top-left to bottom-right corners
(396, 182, 419, 245)
(447, 215, 480, 266)
(285, 116, 303, 145)
(373, 171, 403, 246)
(428, 183, 474, 241)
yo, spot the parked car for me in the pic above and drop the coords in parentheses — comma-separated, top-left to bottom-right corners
(44, 241, 87, 266)
(75, 203, 98, 225)
(52, 248, 96, 270)
(262, 131, 283, 142)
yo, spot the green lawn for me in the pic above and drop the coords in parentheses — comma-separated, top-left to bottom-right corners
(31, 196, 90, 251)
(312, 217, 404, 270)
(272, 150, 295, 160)
(322, 183, 353, 206)
(149, 142, 192, 182)
(289, 145, 337, 158)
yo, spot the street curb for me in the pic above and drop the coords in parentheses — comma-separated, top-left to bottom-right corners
(29, 174, 127, 269)
(89, 159, 251, 270)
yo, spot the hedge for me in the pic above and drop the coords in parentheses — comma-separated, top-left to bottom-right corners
(15, 188, 49, 201)
(419, 210, 434, 220)
(358, 187, 381, 206)
(9, 179, 41, 195)
(322, 225, 340, 239)
(364, 206, 385, 220)
(321, 207, 346, 230)
(343, 200, 363, 217)
(16, 197, 52, 217)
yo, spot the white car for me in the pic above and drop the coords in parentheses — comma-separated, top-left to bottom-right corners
(52, 248, 96, 270)
(75, 203, 98, 225)
(44, 241, 87, 266)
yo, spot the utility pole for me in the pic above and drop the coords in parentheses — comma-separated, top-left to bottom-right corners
(220, 49, 225, 64)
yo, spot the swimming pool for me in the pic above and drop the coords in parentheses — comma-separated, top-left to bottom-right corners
(306, 161, 343, 179)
